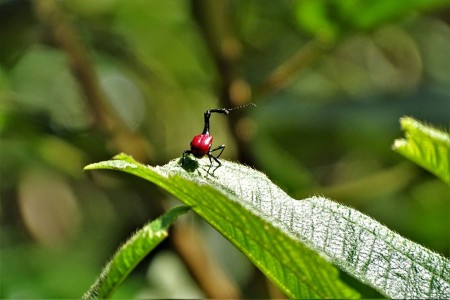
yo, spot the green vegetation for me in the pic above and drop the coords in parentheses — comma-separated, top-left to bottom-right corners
(84, 153, 449, 299)
(393, 117, 450, 185)
(1, 0, 449, 298)
(82, 205, 190, 299)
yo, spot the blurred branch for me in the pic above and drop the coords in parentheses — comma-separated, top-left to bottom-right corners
(191, 1, 335, 167)
(34, 0, 110, 131)
(191, 0, 247, 105)
(255, 39, 333, 97)
(33, 0, 150, 161)
(33, 1, 240, 298)
(191, 0, 254, 166)
(172, 224, 241, 299)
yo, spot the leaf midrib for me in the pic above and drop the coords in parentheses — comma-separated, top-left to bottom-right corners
(202, 201, 326, 298)
(166, 176, 345, 298)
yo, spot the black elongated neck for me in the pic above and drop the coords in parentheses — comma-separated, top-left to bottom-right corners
(202, 110, 211, 134)
(201, 104, 256, 134)
(202, 108, 229, 134)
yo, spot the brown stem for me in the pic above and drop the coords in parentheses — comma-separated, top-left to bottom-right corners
(33, 0, 150, 161)
(255, 39, 333, 97)
(172, 223, 241, 299)
(191, 0, 254, 166)
(34, 0, 110, 131)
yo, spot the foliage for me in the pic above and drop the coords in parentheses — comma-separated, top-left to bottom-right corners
(296, 0, 450, 41)
(1, 0, 449, 298)
(82, 205, 190, 299)
(393, 117, 450, 185)
(85, 153, 450, 298)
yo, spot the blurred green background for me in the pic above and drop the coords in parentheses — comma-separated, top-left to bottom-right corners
(1, 0, 449, 298)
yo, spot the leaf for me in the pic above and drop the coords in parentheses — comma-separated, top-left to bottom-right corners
(393, 116, 450, 185)
(338, 0, 450, 30)
(82, 205, 191, 299)
(85, 153, 450, 299)
(295, 0, 340, 42)
(295, 0, 450, 38)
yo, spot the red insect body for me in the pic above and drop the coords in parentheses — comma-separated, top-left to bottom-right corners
(190, 134, 213, 158)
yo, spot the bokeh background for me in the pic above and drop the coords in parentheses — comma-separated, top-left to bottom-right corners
(1, 0, 449, 298)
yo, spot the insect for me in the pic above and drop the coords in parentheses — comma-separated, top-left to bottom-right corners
(182, 103, 255, 175)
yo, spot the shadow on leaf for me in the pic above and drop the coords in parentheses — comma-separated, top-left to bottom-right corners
(179, 156, 199, 173)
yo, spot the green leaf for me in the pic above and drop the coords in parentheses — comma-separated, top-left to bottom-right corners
(295, 0, 340, 42)
(393, 116, 450, 185)
(295, 0, 450, 38)
(82, 205, 191, 299)
(85, 153, 450, 299)
(338, 0, 450, 30)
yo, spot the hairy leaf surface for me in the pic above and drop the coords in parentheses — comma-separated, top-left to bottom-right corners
(393, 116, 450, 185)
(86, 154, 450, 299)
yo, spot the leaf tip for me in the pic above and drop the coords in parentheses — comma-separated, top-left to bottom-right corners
(399, 116, 414, 128)
(83, 163, 100, 171)
(83, 156, 139, 172)
(113, 152, 133, 160)
(392, 138, 407, 151)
